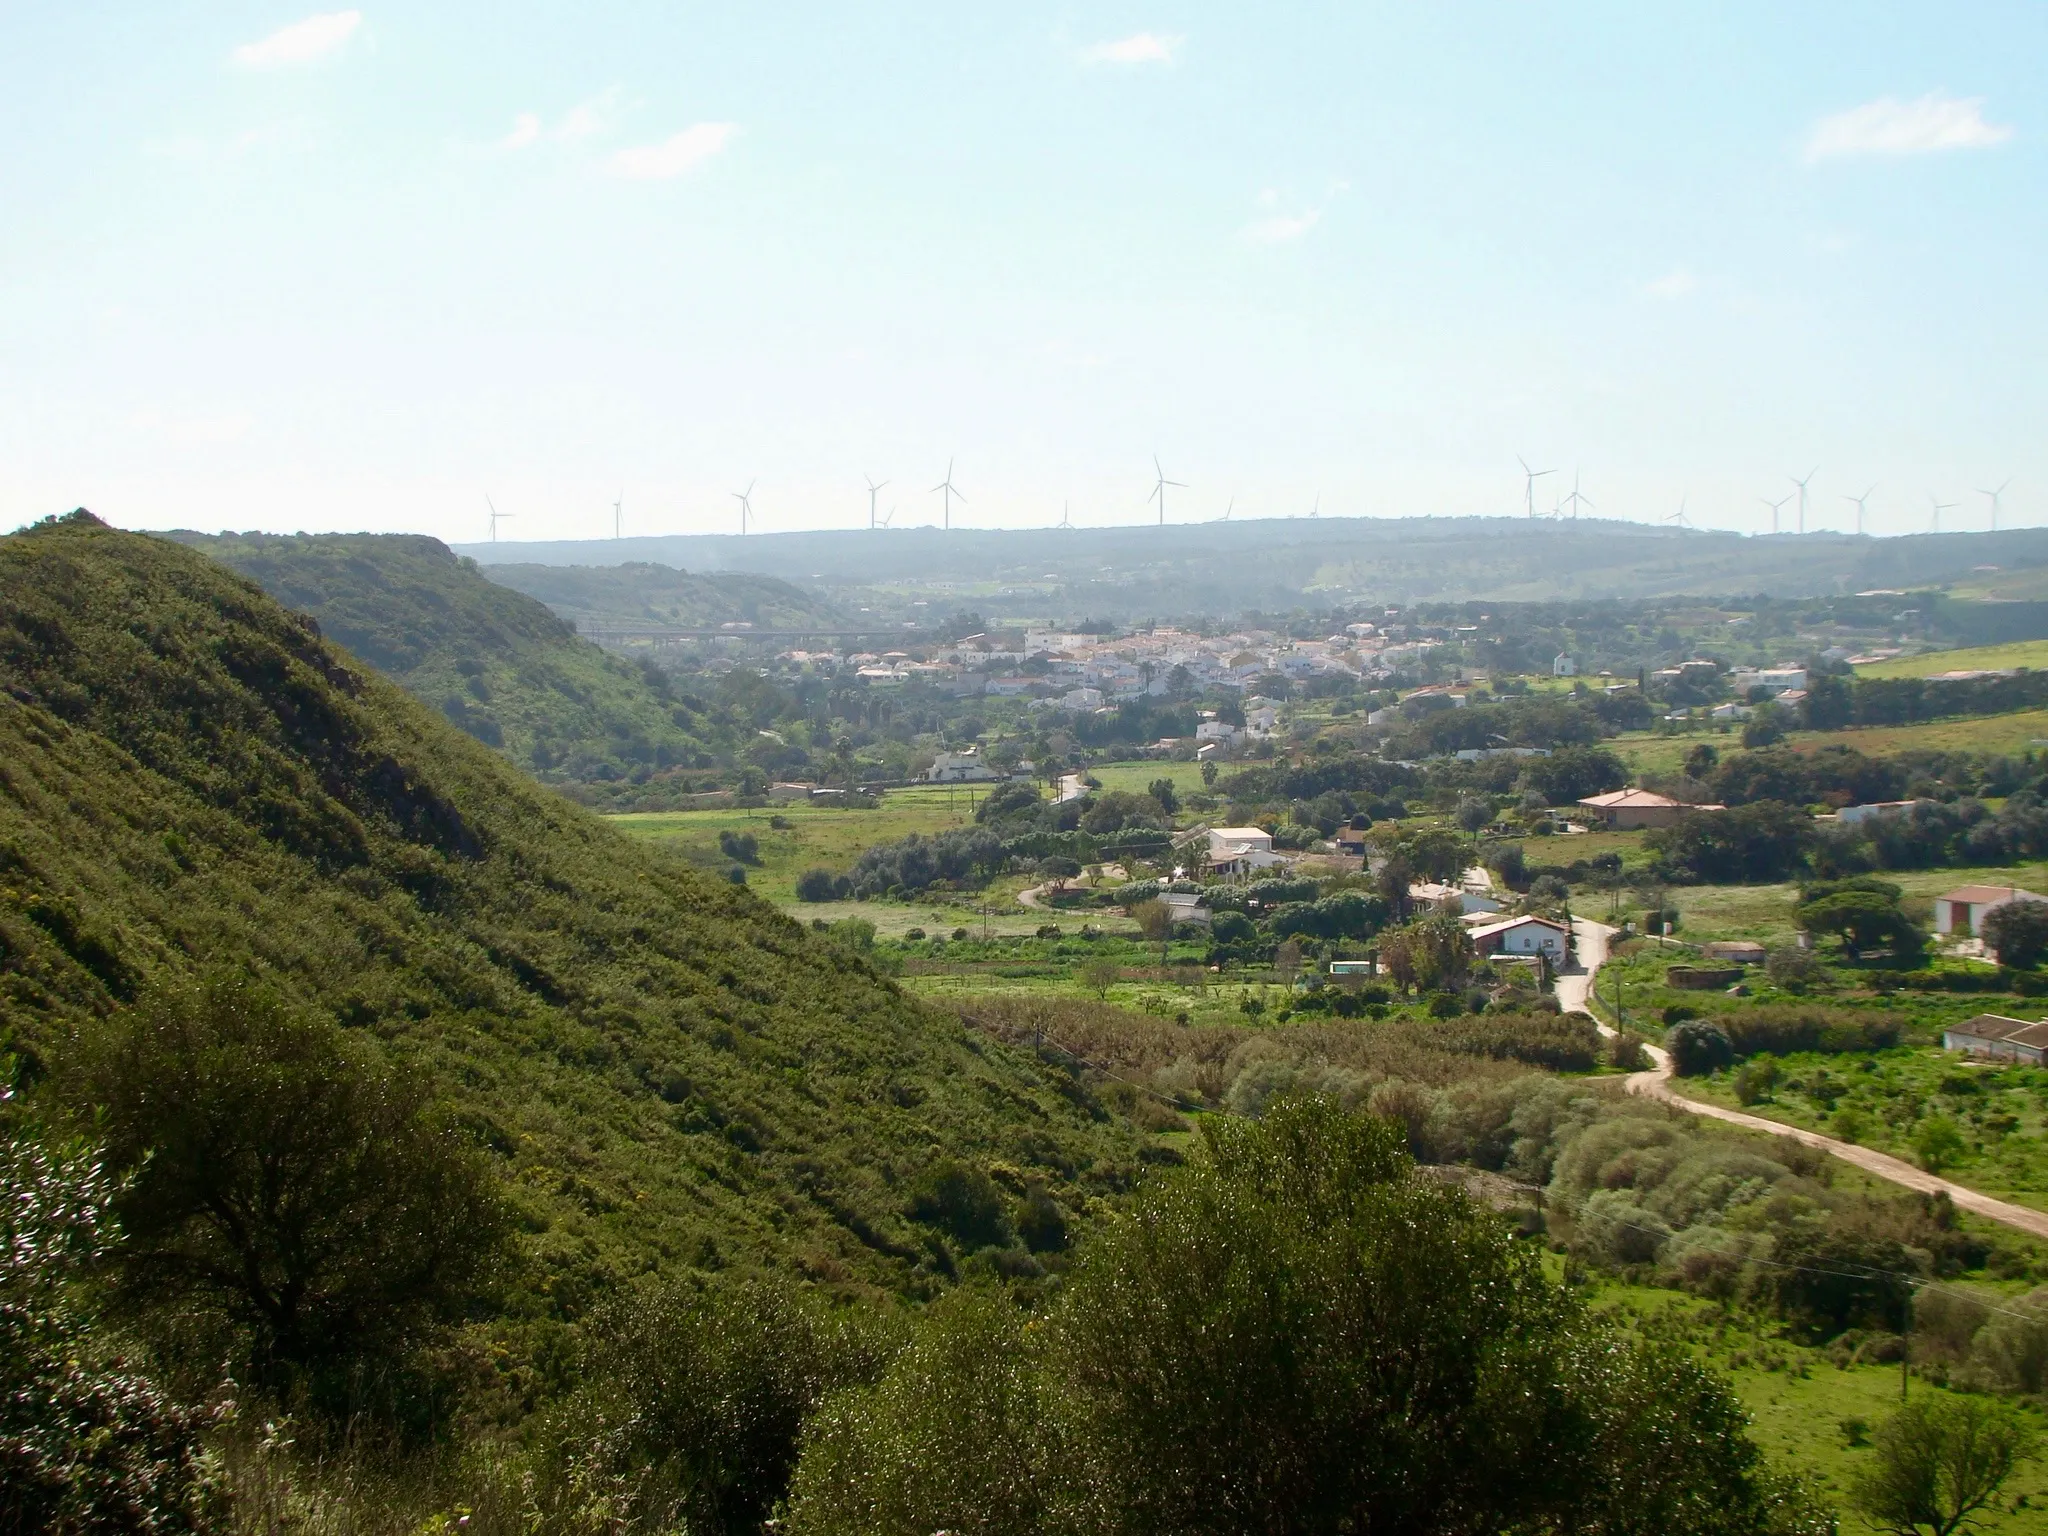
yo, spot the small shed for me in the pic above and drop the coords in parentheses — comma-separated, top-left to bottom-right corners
(1943, 1014, 2048, 1064)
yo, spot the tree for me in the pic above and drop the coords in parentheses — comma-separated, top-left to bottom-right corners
(1454, 796, 1492, 834)
(1852, 1396, 2039, 1536)
(1147, 777, 1181, 815)
(1666, 1018, 1734, 1077)
(1079, 959, 1120, 998)
(1983, 898, 2048, 969)
(1914, 1116, 1966, 1173)
(1130, 898, 1174, 966)
(1796, 887, 1925, 962)
(1683, 743, 1720, 780)
(1201, 759, 1219, 787)
(783, 1097, 1824, 1536)
(1741, 704, 1787, 749)
(796, 866, 850, 902)
(68, 975, 507, 1394)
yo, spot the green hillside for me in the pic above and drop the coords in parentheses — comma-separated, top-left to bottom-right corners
(165, 530, 722, 798)
(0, 514, 1139, 1308)
(483, 559, 845, 633)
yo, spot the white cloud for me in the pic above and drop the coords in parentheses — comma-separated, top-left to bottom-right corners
(1644, 267, 1698, 300)
(1080, 31, 1183, 65)
(1244, 210, 1320, 244)
(1805, 93, 2013, 162)
(501, 112, 541, 150)
(500, 90, 623, 152)
(231, 10, 362, 69)
(606, 122, 736, 180)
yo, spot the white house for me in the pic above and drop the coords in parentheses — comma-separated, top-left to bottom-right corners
(1409, 882, 1503, 915)
(1195, 719, 1239, 744)
(1469, 915, 1570, 962)
(1553, 653, 1576, 677)
(1206, 826, 1289, 877)
(1935, 884, 2048, 937)
(1943, 1013, 2048, 1064)
(1159, 892, 1212, 928)
(926, 748, 1002, 783)
(1058, 687, 1106, 712)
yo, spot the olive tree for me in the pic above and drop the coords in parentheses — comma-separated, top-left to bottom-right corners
(68, 975, 507, 1399)
(1852, 1395, 2039, 1536)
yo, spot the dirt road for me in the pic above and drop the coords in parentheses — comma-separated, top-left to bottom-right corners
(1565, 917, 2048, 1240)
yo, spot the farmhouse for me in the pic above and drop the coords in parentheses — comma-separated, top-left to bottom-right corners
(1934, 884, 2048, 938)
(1942, 1013, 2048, 1065)
(925, 748, 1001, 783)
(1206, 826, 1290, 877)
(1468, 915, 1570, 962)
(1576, 788, 1723, 831)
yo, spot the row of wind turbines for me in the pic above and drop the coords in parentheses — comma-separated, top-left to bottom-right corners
(1517, 457, 2015, 537)
(485, 460, 2015, 543)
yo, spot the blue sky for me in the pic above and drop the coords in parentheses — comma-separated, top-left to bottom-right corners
(4, 4, 2043, 543)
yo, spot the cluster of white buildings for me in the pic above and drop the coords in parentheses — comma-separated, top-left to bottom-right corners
(759, 623, 1429, 709)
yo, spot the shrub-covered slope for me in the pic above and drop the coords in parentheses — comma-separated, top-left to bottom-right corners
(481, 560, 843, 635)
(165, 530, 719, 792)
(0, 514, 1138, 1301)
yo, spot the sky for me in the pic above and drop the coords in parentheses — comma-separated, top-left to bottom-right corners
(4, 3, 2044, 544)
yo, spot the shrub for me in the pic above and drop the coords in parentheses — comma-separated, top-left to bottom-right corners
(907, 1162, 1015, 1252)
(1711, 1005, 1900, 1058)
(0, 1133, 224, 1534)
(796, 866, 850, 902)
(1666, 1019, 1734, 1077)
(719, 829, 761, 865)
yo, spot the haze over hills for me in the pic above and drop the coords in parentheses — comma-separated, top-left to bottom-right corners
(0, 514, 1139, 1300)
(453, 515, 2048, 622)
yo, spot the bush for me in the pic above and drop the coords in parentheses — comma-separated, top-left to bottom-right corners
(0, 1133, 225, 1534)
(1712, 1005, 1900, 1057)
(718, 829, 761, 864)
(796, 866, 850, 902)
(1666, 1019, 1734, 1077)
(908, 1162, 1015, 1251)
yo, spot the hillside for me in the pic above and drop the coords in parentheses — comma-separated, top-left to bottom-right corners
(166, 531, 723, 797)
(456, 516, 2048, 623)
(0, 514, 1141, 1307)
(482, 560, 845, 634)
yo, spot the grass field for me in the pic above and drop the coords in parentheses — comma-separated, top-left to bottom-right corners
(1598, 1283, 2048, 1532)
(1612, 708, 2048, 779)
(609, 785, 987, 903)
(1087, 760, 1212, 798)
(1854, 640, 2048, 679)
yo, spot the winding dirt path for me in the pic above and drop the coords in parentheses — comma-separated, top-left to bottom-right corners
(1566, 917, 2048, 1241)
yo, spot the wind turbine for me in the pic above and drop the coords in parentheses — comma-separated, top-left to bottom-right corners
(931, 458, 965, 529)
(1148, 456, 1186, 526)
(612, 490, 624, 539)
(1842, 485, 1875, 535)
(864, 474, 889, 529)
(1220, 495, 1234, 522)
(1980, 478, 2012, 531)
(1789, 467, 1817, 535)
(1929, 494, 1956, 534)
(732, 480, 756, 536)
(486, 495, 513, 543)
(1665, 497, 1692, 532)
(1759, 493, 1791, 535)
(1517, 455, 1555, 519)
(1057, 500, 1073, 529)
(1559, 470, 1592, 520)
(878, 505, 896, 529)
(1310, 492, 1321, 519)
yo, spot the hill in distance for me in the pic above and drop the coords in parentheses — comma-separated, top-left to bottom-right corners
(481, 559, 846, 635)
(167, 531, 731, 798)
(0, 514, 1140, 1310)
(455, 515, 2048, 622)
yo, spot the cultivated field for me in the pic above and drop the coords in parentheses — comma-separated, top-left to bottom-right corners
(1855, 639, 2048, 678)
